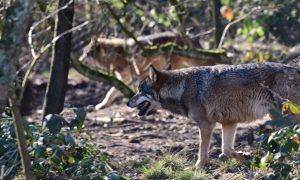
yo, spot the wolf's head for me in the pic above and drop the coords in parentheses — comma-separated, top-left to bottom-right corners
(127, 65, 170, 116)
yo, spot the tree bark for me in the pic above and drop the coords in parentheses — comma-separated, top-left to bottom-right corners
(43, 0, 74, 117)
(0, 1, 34, 179)
(211, 0, 224, 48)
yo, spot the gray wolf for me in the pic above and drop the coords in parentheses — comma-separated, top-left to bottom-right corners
(126, 62, 300, 166)
(80, 33, 227, 110)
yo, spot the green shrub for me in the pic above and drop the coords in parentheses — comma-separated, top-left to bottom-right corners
(252, 102, 300, 179)
(0, 108, 123, 179)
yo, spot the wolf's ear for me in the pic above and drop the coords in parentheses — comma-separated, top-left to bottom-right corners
(165, 63, 172, 70)
(149, 65, 158, 81)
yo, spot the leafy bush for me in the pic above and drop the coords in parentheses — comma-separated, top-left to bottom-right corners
(0, 108, 123, 179)
(252, 102, 300, 179)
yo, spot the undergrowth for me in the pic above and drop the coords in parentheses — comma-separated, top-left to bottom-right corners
(142, 155, 208, 180)
(0, 108, 123, 179)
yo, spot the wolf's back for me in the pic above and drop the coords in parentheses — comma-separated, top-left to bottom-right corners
(202, 63, 300, 121)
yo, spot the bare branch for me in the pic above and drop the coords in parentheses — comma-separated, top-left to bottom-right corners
(191, 28, 215, 39)
(28, 0, 74, 58)
(218, 7, 261, 48)
(102, 1, 142, 47)
(19, 21, 89, 104)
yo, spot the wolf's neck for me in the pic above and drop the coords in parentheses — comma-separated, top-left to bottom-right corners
(159, 79, 188, 116)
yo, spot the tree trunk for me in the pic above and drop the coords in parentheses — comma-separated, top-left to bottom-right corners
(43, 0, 74, 117)
(0, 1, 34, 179)
(211, 0, 223, 48)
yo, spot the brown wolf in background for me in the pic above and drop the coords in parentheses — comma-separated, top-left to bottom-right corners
(80, 32, 228, 109)
(127, 62, 300, 166)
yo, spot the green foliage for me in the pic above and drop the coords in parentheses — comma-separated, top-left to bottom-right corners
(0, 116, 18, 179)
(142, 155, 208, 180)
(252, 124, 300, 179)
(174, 169, 208, 180)
(0, 108, 123, 179)
(282, 101, 300, 115)
(143, 161, 170, 180)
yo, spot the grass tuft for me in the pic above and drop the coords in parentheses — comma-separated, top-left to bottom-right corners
(174, 168, 208, 180)
(142, 161, 170, 180)
(142, 154, 208, 180)
(216, 158, 241, 173)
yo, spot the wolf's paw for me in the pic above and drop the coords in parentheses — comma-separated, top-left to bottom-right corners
(218, 153, 229, 161)
(231, 151, 246, 160)
(220, 150, 249, 161)
(195, 159, 206, 168)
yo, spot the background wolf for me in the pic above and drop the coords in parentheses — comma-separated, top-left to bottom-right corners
(127, 62, 300, 166)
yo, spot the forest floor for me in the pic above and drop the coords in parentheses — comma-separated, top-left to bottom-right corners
(26, 71, 272, 179)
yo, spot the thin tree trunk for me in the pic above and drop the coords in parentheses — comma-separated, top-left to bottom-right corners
(211, 0, 223, 48)
(9, 95, 34, 179)
(43, 0, 74, 117)
(0, 0, 34, 179)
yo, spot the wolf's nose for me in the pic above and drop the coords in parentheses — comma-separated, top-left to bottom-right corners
(126, 101, 131, 107)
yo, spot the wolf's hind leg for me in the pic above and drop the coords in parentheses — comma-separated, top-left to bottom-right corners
(195, 122, 215, 167)
(220, 123, 244, 160)
(95, 87, 121, 110)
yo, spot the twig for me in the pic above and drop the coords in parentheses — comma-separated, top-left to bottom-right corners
(19, 21, 89, 104)
(102, 1, 142, 48)
(28, 0, 74, 58)
(31, 26, 52, 38)
(218, 7, 261, 48)
(191, 28, 215, 39)
(3, 153, 20, 177)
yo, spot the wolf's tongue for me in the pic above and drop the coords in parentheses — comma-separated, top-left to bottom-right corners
(138, 101, 150, 116)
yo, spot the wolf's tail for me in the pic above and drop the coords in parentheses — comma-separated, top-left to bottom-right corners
(271, 62, 300, 107)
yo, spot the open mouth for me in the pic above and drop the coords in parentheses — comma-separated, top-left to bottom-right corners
(137, 101, 151, 116)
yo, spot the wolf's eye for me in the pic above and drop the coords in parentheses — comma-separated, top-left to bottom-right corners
(138, 82, 152, 95)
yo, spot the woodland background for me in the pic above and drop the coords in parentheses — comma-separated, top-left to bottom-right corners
(0, 0, 300, 179)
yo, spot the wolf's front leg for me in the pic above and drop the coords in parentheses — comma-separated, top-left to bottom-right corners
(195, 122, 215, 167)
(220, 123, 244, 159)
(95, 87, 121, 110)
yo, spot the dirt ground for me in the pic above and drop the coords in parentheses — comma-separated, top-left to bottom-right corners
(26, 72, 266, 179)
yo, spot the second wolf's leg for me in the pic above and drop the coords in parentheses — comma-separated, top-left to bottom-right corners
(195, 122, 216, 167)
(95, 70, 125, 110)
(221, 123, 244, 159)
(95, 87, 122, 110)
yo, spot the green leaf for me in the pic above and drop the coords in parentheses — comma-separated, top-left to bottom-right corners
(111, 0, 124, 9)
(108, 171, 121, 180)
(64, 134, 76, 145)
(57, 164, 63, 172)
(50, 149, 62, 164)
(68, 156, 75, 164)
(288, 102, 300, 114)
(34, 144, 45, 158)
(256, 27, 265, 37)
(43, 114, 64, 135)
(70, 108, 86, 130)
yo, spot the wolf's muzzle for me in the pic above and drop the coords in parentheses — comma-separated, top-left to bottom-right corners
(126, 100, 135, 108)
